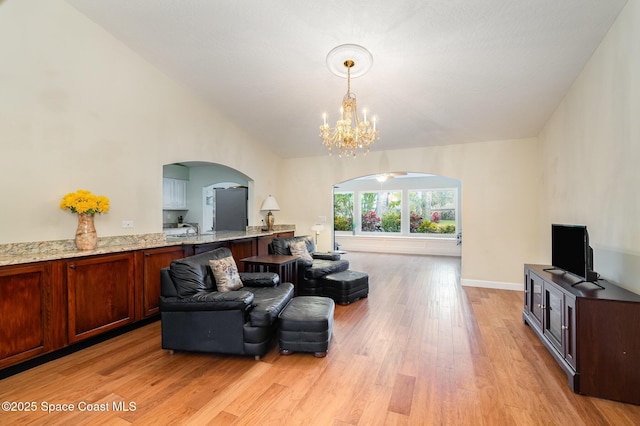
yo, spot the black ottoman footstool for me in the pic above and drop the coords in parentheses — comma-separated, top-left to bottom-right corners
(322, 270, 369, 305)
(278, 296, 335, 358)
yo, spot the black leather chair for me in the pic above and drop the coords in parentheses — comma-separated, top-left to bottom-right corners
(159, 247, 294, 359)
(268, 235, 349, 296)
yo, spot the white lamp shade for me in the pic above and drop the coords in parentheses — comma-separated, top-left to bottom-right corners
(260, 195, 280, 211)
(311, 224, 325, 232)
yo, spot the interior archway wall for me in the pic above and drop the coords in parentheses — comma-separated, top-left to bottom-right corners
(169, 162, 253, 231)
(279, 138, 542, 289)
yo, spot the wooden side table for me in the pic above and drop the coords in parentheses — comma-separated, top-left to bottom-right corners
(240, 255, 299, 289)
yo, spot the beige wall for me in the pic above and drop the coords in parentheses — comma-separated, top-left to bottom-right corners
(0, 0, 552, 288)
(280, 138, 542, 287)
(539, 0, 640, 292)
(0, 0, 280, 243)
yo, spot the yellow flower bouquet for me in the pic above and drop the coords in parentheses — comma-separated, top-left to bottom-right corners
(60, 189, 110, 215)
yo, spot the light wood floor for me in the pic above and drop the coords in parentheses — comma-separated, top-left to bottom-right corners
(2, 252, 640, 425)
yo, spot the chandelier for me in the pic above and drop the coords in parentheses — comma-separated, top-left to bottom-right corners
(320, 45, 379, 157)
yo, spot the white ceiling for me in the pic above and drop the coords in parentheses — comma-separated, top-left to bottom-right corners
(65, 0, 627, 159)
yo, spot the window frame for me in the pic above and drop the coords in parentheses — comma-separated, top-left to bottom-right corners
(333, 191, 355, 235)
(333, 186, 459, 239)
(358, 189, 403, 234)
(407, 187, 458, 238)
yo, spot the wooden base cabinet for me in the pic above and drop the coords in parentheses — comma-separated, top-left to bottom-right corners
(275, 231, 294, 238)
(0, 233, 297, 371)
(523, 264, 640, 405)
(257, 235, 274, 256)
(0, 245, 189, 371)
(66, 253, 135, 344)
(229, 238, 257, 272)
(137, 246, 185, 319)
(0, 263, 62, 369)
(187, 239, 257, 272)
(188, 241, 227, 256)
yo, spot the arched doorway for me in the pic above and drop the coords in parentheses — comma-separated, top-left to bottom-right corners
(162, 162, 253, 234)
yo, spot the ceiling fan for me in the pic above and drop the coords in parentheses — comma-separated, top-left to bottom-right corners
(376, 172, 407, 182)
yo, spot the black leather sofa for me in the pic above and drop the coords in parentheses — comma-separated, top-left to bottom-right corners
(159, 247, 294, 359)
(269, 235, 349, 296)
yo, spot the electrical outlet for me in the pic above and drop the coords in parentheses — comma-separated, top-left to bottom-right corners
(122, 220, 134, 228)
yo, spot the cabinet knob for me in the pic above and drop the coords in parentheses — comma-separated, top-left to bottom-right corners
(69, 264, 76, 269)
(561, 325, 568, 330)
(145, 253, 151, 257)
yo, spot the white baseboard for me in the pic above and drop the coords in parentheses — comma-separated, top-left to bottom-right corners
(461, 278, 521, 291)
(335, 235, 461, 257)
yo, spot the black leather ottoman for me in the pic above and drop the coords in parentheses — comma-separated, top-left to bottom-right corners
(322, 270, 369, 305)
(278, 296, 335, 357)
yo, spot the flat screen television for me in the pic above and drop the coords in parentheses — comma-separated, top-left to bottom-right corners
(551, 224, 598, 282)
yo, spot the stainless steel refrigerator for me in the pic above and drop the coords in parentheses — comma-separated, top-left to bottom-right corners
(212, 187, 248, 231)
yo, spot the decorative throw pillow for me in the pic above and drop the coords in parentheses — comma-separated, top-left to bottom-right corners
(209, 256, 243, 292)
(289, 240, 313, 262)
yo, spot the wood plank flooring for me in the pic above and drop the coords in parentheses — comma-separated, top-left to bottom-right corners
(2, 252, 640, 425)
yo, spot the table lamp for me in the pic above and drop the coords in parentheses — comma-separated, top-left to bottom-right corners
(260, 195, 280, 231)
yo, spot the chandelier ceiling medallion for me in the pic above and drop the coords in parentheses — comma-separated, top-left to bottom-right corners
(320, 44, 379, 158)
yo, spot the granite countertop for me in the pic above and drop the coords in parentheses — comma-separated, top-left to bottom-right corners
(163, 229, 282, 244)
(0, 226, 295, 267)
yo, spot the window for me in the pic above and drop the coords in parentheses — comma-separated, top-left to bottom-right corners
(409, 189, 456, 235)
(333, 175, 460, 238)
(360, 191, 401, 233)
(333, 192, 354, 232)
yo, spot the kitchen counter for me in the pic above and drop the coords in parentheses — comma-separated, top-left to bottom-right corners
(164, 229, 287, 244)
(0, 227, 295, 267)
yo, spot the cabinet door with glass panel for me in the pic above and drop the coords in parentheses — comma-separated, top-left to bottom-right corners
(543, 283, 564, 353)
(543, 281, 577, 369)
(525, 270, 544, 331)
(525, 269, 577, 369)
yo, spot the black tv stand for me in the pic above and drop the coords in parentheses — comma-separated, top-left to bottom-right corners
(523, 264, 640, 405)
